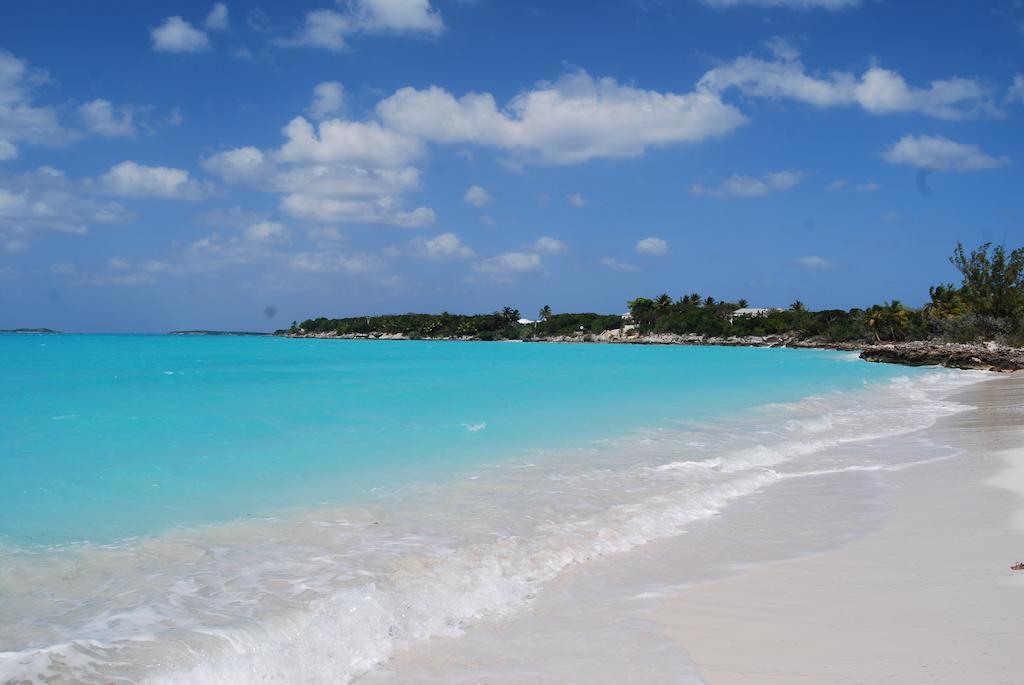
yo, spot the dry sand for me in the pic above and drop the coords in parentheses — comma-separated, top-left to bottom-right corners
(655, 373, 1024, 684)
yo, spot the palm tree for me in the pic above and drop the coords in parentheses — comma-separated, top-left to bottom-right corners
(538, 305, 552, 321)
(655, 293, 673, 310)
(737, 298, 749, 309)
(790, 300, 807, 312)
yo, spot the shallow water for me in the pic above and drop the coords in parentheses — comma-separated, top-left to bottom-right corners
(0, 335, 981, 683)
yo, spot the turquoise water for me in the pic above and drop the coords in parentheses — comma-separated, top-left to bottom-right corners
(3, 334, 914, 546)
(1, 334, 979, 684)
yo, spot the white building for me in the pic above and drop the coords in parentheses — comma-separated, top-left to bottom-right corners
(729, 307, 780, 323)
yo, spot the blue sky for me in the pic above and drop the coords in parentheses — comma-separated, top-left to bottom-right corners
(1, 0, 1022, 332)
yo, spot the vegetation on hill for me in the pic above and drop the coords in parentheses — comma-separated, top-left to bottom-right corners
(282, 242, 1024, 346)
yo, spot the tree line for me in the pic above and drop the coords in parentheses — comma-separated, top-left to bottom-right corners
(283, 242, 1024, 345)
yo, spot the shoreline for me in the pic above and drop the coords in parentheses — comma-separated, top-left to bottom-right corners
(282, 331, 1024, 372)
(356, 371, 1022, 685)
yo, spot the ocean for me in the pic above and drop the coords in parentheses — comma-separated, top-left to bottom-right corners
(0, 334, 980, 683)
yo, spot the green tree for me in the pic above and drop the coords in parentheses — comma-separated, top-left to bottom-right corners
(538, 305, 552, 321)
(950, 242, 1024, 320)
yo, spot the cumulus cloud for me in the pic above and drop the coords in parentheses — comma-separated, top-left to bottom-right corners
(280, 193, 435, 226)
(635, 237, 669, 256)
(798, 255, 832, 269)
(598, 257, 638, 272)
(151, 16, 211, 53)
(701, 0, 860, 8)
(77, 99, 136, 138)
(98, 161, 208, 199)
(408, 231, 474, 259)
(0, 167, 130, 240)
(276, 116, 423, 167)
(532, 236, 567, 254)
(281, 0, 443, 51)
(0, 50, 70, 158)
(698, 42, 997, 120)
(377, 69, 747, 164)
(307, 81, 345, 120)
(245, 220, 289, 243)
(882, 134, 1010, 171)
(205, 3, 230, 31)
(691, 170, 803, 198)
(566, 192, 587, 207)
(463, 184, 492, 207)
(1008, 74, 1024, 104)
(473, 251, 542, 280)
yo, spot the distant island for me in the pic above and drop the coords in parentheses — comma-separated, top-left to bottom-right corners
(0, 328, 61, 334)
(280, 242, 1024, 372)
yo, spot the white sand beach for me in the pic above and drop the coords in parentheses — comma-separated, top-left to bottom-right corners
(362, 373, 1024, 685)
(656, 373, 1024, 684)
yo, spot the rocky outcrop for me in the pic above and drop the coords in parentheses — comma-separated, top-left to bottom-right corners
(860, 341, 1024, 372)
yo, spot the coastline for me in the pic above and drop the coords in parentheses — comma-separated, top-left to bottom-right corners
(355, 371, 1022, 685)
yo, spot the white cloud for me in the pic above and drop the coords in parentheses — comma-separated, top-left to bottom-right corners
(287, 251, 383, 275)
(245, 220, 289, 243)
(98, 161, 207, 199)
(308, 81, 345, 120)
(168, 108, 184, 126)
(202, 146, 272, 183)
(566, 192, 587, 207)
(1008, 74, 1024, 104)
(203, 127, 430, 229)
(408, 231, 474, 259)
(463, 184, 492, 207)
(798, 255, 832, 269)
(532, 236, 567, 254)
(0, 50, 70, 158)
(855, 181, 880, 191)
(692, 170, 803, 198)
(205, 3, 230, 31)
(473, 251, 542, 280)
(282, 10, 351, 51)
(151, 16, 211, 53)
(276, 116, 423, 167)
(635, 237, 669, 256)
(598, 257, 638, 272)
(826, 178, 848, 192)
(281, 1, 443, 51)
(698, 48, 997, 120)
(377, 69, 747, 164)
(882, 134, 1009, 171)
(77, 99, 136, 138)
(0, 167, 130, 238)
(701, 0, 860, 8)
(355, 0, 444, 34)
(280, 193, 435, 227)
